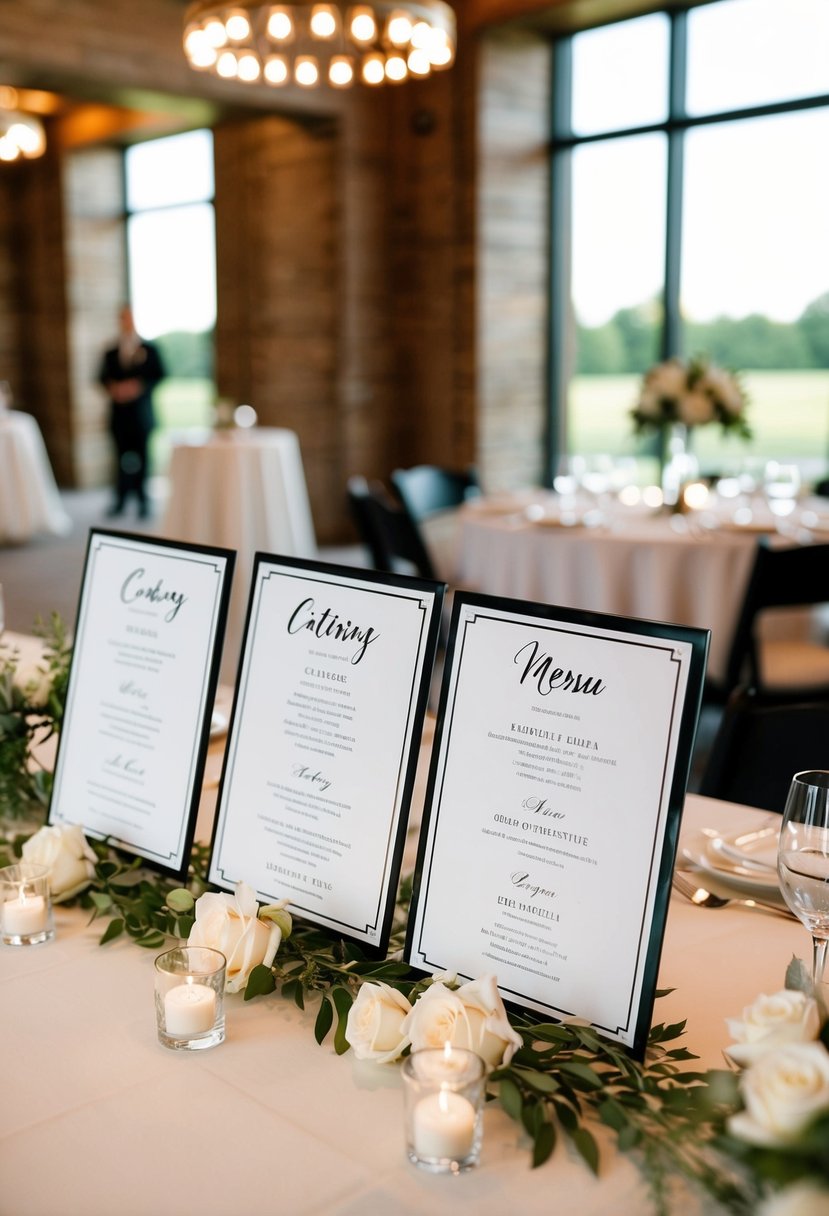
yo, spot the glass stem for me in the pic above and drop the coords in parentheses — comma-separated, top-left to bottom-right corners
(812, 936, 828, 989)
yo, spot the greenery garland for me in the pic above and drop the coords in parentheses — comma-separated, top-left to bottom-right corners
(3, 622, 826, 1214)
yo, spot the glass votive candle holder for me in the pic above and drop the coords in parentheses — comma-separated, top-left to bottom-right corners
(0, 862, 55, 947)
(401, 1046, 486, 1174)
(154, 946, 226, 1051)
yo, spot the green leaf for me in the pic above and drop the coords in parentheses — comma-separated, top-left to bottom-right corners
(134, 930, 166, 949)
(571, 1127, 599, 1175)
(166, 888, 195, 913)
(597, 1098, 628, 1132)
(89, 891, 112, 912)
(293, 982, 305, 1011)
(244, 963, 276, 1001)
(617, 1123, 641, 1152)
(314, 995, 334, 1045)
(785, 955, 813, 996)
(498, 1076, 524, 1123)
(558, 1062, 604, 1090)
(532, 1119, 556, 1168)
(99, 917, 124, 945)
(331, 986, 353, 1055)
(516, 1069, 560, 1095)
(259, 906, 292, 939)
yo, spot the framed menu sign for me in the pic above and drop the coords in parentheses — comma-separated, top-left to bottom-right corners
(209, 555, 443, 955)
(406, 592, 709, 1057)
(49, 529, 235, 880)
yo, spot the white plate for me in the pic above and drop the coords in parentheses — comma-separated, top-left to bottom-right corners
(680, 826, 781, 897)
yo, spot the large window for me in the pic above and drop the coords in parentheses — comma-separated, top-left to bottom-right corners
(552, 0, 829, 481)
(124, 129, 217, 471)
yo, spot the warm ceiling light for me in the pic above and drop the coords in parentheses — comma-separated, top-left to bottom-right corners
(328, 54, 354, 86)
(0, 108, 46, 162)
(310, 3, 337, 37)
(264, 53, 290, 82)
(295, 54, 320, 85)
(183, 0, 455, 88)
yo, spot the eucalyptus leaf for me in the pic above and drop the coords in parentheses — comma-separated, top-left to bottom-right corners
(99, 917, 124, 945)
(532, 1120, 556, 1168)
(571, 1127, 599, 1175)
(331, 986, 353, 1055)
(244, 964, 277, 1001)
(166, 888, 195, 914)
(785, 955, 813, 996)
(498, 1076, 524, 1123)
(314, 995, 334, 1045)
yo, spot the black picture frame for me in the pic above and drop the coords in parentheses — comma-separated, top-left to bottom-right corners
(405, 590, 709, 1058)
(208, 552, 444, 958)
(48, 528, 235, 882)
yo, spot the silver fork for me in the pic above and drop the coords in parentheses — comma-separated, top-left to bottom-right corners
(671, 869, 795, 920)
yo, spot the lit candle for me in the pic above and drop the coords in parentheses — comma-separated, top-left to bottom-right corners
(3, 889, 47, 937)
(413, 1085, 476, 1160)
(164, 981, 216, 1037)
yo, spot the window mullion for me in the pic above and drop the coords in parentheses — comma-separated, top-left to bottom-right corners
(546, 36, 573, 486)
(662, 8, 687, 361)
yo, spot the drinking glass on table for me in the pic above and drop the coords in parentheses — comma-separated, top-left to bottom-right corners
(764, 461, 801, 519)
(777, 770, 829, 988)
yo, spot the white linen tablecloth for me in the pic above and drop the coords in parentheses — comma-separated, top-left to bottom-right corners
(0, 411, 71, 545)
(160, 428, 317, 679)
(1, 762, 805, 1215)
(453, 498, 828, 684)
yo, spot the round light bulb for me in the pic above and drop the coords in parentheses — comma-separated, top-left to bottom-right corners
(267, 8, 293, 39)
(328, 55, 355, 87)
(310, 4, 337, 38)
(216, 49, 239, 77)
(237, 52, 261, 81)
(385, 53, 407, 82)
(185, 29, 219, 68)
(264, 54, 289, 84)
(8, 122, 42, 156)
(410, 19, 431, 48)
(361, 51, 385, 84)
(407, 47, 430, 76)
(224, 10, 251, 41)
(203, 17, 228, 47)
(349, 6, 377, 43)
(387, 11, 413, 46)
(295, 55, 320, 86)
(0, 136, 20, 162)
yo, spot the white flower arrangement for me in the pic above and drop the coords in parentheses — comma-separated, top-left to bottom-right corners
(632, 354, 751, 437)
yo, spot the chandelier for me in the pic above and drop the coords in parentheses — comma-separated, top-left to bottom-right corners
(0, 89, 46, 163)
(182, 1, 456, 89)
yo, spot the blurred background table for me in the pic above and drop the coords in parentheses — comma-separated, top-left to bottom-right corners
(160, 427, 317, 677)
(453, 494, 829, 685)
(0, 411, 71, 545)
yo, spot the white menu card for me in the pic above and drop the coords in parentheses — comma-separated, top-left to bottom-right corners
(406, 593, 708, 1055)
(49, 530, 235, 879)
(209, 555, 443, 954)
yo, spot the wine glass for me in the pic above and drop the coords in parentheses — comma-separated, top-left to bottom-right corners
(777, 770, 829, 989)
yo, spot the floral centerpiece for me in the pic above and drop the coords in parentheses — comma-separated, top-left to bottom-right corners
(632, 355, 751, 440)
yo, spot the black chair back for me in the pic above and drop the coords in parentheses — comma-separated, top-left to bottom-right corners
(722, 539, 829, 696)
(346, 476, 437, 580)
(699, 686, 829, 813)
(390, 465, 479, 521)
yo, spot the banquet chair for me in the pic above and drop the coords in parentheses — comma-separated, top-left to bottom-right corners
(346, 476, 437, 580)
(717, 539, 829, 701)
(699, 686, 829, 813)
(390, 465, 480, 522)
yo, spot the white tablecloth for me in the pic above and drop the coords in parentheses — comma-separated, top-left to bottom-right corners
(0, 755, 806, 1215)
(453, 497, 827, 684)
(0, 411, 71, 545)
(160, 428, 317, 678)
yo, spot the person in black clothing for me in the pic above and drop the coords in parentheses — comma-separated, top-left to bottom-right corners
(99, 305, 165, 518)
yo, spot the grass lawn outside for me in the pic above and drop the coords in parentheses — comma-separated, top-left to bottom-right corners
(569, 369, 829, 482)
(150, 377, 214, 473)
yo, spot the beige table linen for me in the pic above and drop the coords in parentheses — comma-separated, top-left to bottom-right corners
(1, 754, 805, 1216)
(160, 428, 317, 679)
(0, 412, 71, 545)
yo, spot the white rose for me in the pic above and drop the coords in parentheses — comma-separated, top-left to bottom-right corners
(345, 981, 412, 1063)
(402, 974, 522, 1067)
(728, 1042, 829, 1147)
(22, 822, 96, 901)
(188, 881, 282, 993)
(758, 1182, 829, 1216)
(726, 989, 821, 1067)
(678, 389, 715, 426)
